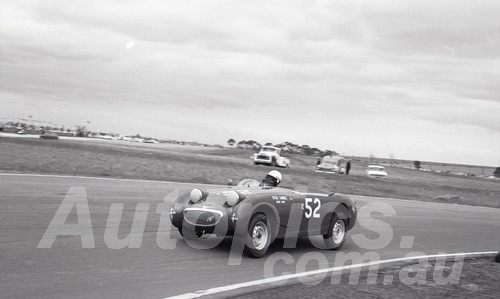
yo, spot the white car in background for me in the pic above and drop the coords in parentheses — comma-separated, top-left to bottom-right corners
(366, 165, 388, 178)
(97, 134, 115, 140)
(252, 146, 290, 168)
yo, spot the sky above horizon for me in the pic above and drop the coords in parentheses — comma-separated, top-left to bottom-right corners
(1, 0, 499, 166)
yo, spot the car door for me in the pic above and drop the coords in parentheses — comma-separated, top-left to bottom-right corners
(299, 193, 327, 235)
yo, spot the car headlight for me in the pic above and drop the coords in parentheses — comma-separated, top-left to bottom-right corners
(190, 188, 207, 203)
(225, 191, 245, 207)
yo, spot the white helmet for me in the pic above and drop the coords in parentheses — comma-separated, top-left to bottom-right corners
(267, 170, 282, 185)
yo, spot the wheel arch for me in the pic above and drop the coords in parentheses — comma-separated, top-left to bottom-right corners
(252, 203, 280, 240)
(234, 201, 280, 241)
(320, 203, 352, 235)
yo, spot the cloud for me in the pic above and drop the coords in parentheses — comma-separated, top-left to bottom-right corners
(1, 0, 499, 165)
(360, 0, 500, 59)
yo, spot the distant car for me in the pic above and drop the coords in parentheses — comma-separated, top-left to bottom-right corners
(169, 178, 357, 257)
(40, 132, 59, 140)
(252, 146, 290, 168)
(97, 135, 115, 140)
(366, 165, 388, 178)
(316, 156, 347, 174)
(144, 139, 159, 144)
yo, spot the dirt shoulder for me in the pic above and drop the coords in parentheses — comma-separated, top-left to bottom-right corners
(229, 255, 500, 299)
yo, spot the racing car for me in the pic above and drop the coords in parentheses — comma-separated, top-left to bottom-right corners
(169, 177, 357, 258)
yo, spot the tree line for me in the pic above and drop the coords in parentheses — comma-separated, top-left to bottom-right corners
(226, 138, 338, 156)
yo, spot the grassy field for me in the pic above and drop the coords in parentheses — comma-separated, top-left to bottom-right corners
(0, 136, 499, 208)
(348, 156, 497, 178)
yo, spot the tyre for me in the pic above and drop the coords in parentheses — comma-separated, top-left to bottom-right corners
(244, 214, 272, 258)
(323, 214, 346, 250)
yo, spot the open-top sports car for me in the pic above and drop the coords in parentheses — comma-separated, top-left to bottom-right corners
(169, 178, 357, 257)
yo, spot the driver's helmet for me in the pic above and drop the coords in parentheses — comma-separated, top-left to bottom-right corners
(262, 170, 282, 187)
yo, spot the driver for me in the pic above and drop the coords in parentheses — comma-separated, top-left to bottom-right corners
(261, 170, 282, 187)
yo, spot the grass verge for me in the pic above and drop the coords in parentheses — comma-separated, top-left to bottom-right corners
(1, 136, 499, 208)
(229, 255, 500, 299)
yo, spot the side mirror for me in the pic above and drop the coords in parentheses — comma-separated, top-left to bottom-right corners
(227, 179, 233, 186)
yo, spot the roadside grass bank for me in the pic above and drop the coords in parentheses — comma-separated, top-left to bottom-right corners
(229, 255, 500, 299)
(1, 136, 499, 208)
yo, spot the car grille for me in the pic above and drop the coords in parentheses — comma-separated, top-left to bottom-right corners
(183, 209, 223, 227)
(257, 155, 270, 160)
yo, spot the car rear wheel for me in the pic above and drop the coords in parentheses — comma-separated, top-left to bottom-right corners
(245, 214, 272, 258)
(323, 214, 346, 250)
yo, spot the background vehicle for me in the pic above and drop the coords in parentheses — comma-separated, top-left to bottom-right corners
(252, 146, 290, 167)
(40, 132, 59, 140)
(169, 178, 357, 257)
(316, 155, 347, 174)
(366, 165, 388, 178)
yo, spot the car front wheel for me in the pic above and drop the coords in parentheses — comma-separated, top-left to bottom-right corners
(323, 214, 346, 250)
(245, 214, 272, 258)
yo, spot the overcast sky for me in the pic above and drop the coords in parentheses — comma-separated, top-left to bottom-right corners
(1, 0, 499, 166)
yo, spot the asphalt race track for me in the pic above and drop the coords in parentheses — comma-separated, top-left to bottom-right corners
(1, 174, 499, 298)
